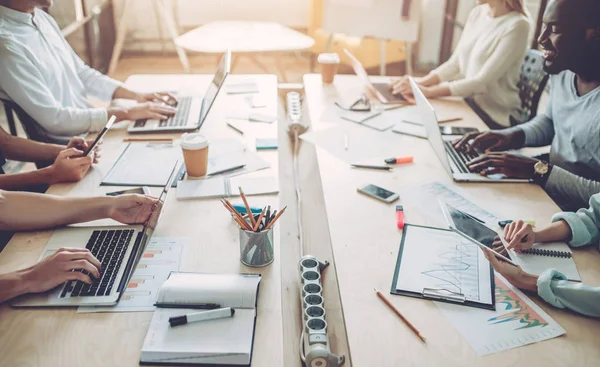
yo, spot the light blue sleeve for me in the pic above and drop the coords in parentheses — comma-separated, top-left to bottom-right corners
(551, 193, 600, 247)
(537, 269, 600, 317)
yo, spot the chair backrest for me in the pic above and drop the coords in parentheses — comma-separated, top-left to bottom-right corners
(510, 49, 549, 126)
(0, 99, 72, 146)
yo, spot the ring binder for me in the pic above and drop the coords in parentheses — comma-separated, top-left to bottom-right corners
(520, 248, 573, 258)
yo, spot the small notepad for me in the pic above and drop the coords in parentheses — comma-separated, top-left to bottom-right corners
(511, 242, 581, 281)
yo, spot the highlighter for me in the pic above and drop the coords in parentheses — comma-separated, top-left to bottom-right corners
(385, 156, 414, 164)
(396, 205, 405, 229)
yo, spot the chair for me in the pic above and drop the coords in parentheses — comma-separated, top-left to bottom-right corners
(510, 49, 549, 126)
(1, 99, 71, 168)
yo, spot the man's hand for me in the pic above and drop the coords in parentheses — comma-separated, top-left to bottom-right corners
(109, 102, 176, 122)
(504, 220, 536, 252)
(135, 92, 178, 107)
(482, 248, 538, 292)
(48, 148, 93, 184)
(22, 248, 101, 294)
(67, 137, 101, 163)
(108, 194, 158, 224)
(467, 152, 539, 179)
(453, 130, 525, 153)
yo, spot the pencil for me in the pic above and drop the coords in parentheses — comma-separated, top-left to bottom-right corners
(253, 207, 266, 232)
(227, 122, 244, 135)
(238, 187, 257, 228)
(439, 117, 463, 123)
(264, 206, 287, 230)
(374, 288, 426, 343)
(221, 199, 253, 231)
(123, 138, 174, 143)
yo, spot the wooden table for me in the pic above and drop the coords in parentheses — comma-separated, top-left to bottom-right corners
(0, 74, 284, 367)
(296, 74, 600, 367)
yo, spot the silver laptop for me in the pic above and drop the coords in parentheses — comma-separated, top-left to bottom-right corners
(409, 77, 528, 183)
(12, 163, 179, 307)
(128, 50, 231, 133)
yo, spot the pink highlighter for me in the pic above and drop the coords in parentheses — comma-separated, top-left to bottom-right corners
(396, 205, 405, 229)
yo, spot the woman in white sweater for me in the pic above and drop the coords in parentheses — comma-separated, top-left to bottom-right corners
(392, 0, 531, 128)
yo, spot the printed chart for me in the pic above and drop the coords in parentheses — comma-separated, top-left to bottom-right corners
(78, 237, 185, 313)
(435, 275, 565, 355)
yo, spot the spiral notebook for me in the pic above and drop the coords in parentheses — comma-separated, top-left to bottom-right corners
(512, 242, 581, 281)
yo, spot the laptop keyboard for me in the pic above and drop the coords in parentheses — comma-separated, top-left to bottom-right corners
(444, 140, 480, 174)
(133, 96, 193, 128)
(60, 229, 135, 298)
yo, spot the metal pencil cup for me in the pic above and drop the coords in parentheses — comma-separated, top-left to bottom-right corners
(239, 228, 274, 267)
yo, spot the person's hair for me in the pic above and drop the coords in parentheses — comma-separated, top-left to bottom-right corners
(504, 0, 530, 17)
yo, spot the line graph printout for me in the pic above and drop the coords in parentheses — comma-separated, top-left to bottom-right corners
(394, 225, 493, 306)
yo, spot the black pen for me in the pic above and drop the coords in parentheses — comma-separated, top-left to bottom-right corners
(208, 164, 246, 176)
(351, 164, 392, 171)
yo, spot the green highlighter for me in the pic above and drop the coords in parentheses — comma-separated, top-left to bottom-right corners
(256, 138, 278, 150)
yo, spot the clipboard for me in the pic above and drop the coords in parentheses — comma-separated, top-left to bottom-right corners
(390, 224, 495, 310)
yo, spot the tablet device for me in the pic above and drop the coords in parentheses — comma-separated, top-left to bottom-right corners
(84, 115, 116, 156)
(105, 187, 151, 196)
(440, 202, 517, 266)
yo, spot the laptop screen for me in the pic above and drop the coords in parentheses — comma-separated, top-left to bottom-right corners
(199, 50, 231, 127)
(143, 161, 179, 240)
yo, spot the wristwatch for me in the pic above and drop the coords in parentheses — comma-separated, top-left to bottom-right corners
(532, 160, 551, 185)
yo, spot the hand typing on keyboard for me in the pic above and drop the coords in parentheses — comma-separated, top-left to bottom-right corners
(18, 248, 101, 294)
(466, 152, 540, 179)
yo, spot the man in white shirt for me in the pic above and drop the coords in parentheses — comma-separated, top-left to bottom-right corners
(0, 0, 177, 138)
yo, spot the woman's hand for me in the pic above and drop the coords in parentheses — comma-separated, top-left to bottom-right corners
(483, 248, 538, 292)
(504, 220, 536, 252)
(108, 194, 158, 224)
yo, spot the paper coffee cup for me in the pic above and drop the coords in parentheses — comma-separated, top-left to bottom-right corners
(180, 133, 209, 178)
(318, 53, 340, 84)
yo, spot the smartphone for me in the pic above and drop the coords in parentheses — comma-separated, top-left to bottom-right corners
(106, 187, 151, 197)
(439, 126, 478, 136)
(84, 115, 115, 156)
(357, 184, 399, 203)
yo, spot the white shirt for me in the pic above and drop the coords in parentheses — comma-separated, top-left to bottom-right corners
(0, 6, 123, 136)
(431, 5, 531, 126)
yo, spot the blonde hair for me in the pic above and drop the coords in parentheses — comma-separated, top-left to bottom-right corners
(505, 0, 530, 17)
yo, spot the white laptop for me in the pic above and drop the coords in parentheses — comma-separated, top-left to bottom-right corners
(344, 48, 405, 104)
(128, 50, 231, 133)
(409, 77, 529, 183)
(12, 163, 179, 307)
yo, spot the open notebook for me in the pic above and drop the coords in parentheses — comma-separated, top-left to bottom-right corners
(141, 272, 261, 366)
(511, 242, 581, 281)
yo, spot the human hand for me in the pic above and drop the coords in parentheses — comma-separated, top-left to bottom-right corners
(127, 102, 177, 121)
(504, 220, 536, 252)
(453, 129, 525, 153)
(482, 248, 538, 292)
(492, 236, 509, 257)
(135, 92, 178, 107)
(108, 194, 158, 224)
(466, 152, 539, 179)
(22, 248, 101, 294)
(390, 76, 411, 96)
(67, 137, 101, 163)
(49, 148, 93, 183)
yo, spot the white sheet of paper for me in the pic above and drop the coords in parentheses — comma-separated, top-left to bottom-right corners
(392, 121, 427, 139)
(395, 225, 493, 306)
(77, 237, 185, 313)
(436, 274, 566, 355)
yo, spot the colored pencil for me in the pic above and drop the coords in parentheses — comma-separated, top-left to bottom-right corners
(264, 206, 287, 230)
(238, 187, 257, 228)
(374, 288, 426, 342)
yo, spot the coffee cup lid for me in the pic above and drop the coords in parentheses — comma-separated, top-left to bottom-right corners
(180, 133, 208, 150)
(317, 53, 340, 64)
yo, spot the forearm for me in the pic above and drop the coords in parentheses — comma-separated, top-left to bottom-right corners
(537, 269, 600, 317)
(0, 168, 55, 190)
(1, 135, 63, 162)
(0, 191, 112, 230)
(0, 269, 31, 303)
(112, 86, 140, 101)
(534, 220, 573, 243)
(417, 74, 441, 87)
(544, 166, 600, 214)
(424, 84, 451, 98)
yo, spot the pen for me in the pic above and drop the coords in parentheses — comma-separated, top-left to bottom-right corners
(226, 121, 244, 135)
(351, 164, 392, 171)
(123, 138, 174, 143)
(498, 220, 536, 228)
(169, 307, 235, 327)
(384, 156, 414, 164)
(208, 164, 246, 176)
(344, 133, 348, 151)
(374, 288, 426, 342)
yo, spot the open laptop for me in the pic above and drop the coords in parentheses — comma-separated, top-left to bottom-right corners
(343, 48, 405, 104)
(409, 77, 528, 183)
(128, 50, 231, 133)
(12, 162, 179, 307)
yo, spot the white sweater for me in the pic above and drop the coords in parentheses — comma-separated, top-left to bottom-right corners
(431, 5, 531, 127)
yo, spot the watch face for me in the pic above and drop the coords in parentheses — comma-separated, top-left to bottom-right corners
(535, 161, 549, 175)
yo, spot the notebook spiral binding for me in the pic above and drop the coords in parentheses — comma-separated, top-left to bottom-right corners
(521, 248, 573, 258)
